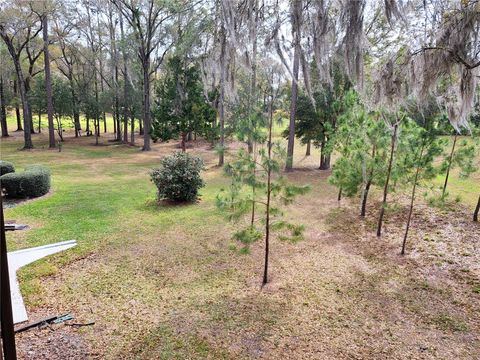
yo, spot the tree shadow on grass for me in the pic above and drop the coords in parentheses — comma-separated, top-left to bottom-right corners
(141, 198, 202, 212)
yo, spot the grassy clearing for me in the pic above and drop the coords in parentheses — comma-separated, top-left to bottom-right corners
(2, 129, 480, 359)
(5, 113, 128, 135)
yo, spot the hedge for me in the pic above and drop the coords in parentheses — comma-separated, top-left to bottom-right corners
(0, 161, 15, 176)
(0, 165, 51, 198)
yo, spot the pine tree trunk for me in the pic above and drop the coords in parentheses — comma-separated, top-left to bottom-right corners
(473, 194, 480, 222)
(401, 145, 425, 255)
(337, 187, 342, 201)
(263, 88, 274, 286)
(246, 0, 258, 155)
(43, 15, 56, 148)
(361, 180, 371, 217)
(38, 112, 41, 133)
(377, 123, 398, 237)
(442, 134, 457, 197)
(360, 146, 376, 217)
(0, 75, 8, 137)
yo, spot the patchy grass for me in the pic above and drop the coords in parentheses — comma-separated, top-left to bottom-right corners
(431, 136, 480, 208)
(2, 129, 480, 359)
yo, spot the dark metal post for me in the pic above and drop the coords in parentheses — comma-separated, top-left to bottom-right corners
(1, 194, 17, 359)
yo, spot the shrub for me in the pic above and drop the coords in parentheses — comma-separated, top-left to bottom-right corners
(150, 152, 205, 202)
(0, 161, 15, 176)
(0, 165, 51, 198)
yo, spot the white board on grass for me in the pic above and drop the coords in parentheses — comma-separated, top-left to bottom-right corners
(7, 240, 77, 324)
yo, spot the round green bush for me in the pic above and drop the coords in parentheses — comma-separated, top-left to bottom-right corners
(150, 152, 205, 202)
(0, 165, 51, 198)
(0, 161, 15, 176)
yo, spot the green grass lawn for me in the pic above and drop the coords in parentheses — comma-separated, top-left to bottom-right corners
(5, 113, 135, 135)
(431, 136, 480, 207)
(2, 128, 479, 359)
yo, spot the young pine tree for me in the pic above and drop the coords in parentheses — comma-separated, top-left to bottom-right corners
(394, 120, 445, 254)
(217, 91, 310, 286)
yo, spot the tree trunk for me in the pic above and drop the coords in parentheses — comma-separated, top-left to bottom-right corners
(401, 145, 425, 255)
(113, 111, 117, 137)
(24, 78, 35, 135)
(319, 141, 330, 170)
(360, 180, 372, 217)
(13, 80, 23, 131)
(0, 75, 8, 137)
(246, 0, 258, 154)
(285, 0, 302, 171)
(43, 15, 56, 148)
(15, 104, 22, 131)
(130, 115, 135, 145)
(38, 112, 41, 133)
(86, 4, 100, 145)
(442, 133, 457, 197)
(337, 187, 342, 201)
(86, 117, 90, 135)
(286, 41, 300, 171)
(28, 102, 35, 134)
(142, 58, 151, 151)
(115, 65, 121, 141)
(377, 123, 398, 237)
(263, 87, 274, 286)
(305, 140, 311, 156)
(360, 146, 376, 217)
(13, 62, 33, 148)
(218, 22, 226, 167)
(73, 106, 80, 137)
(120, 11, 129, 144)
(139, 118, 144, 135)
(473, 194, 480, 222)
(55, 116, 64, 142)
(123, 114, 128, 143)
(181, 133, 186, 152)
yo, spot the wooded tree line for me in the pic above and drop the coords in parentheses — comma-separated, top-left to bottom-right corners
(0, 1, 479, 225)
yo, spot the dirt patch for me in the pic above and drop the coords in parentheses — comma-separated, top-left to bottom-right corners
(16, 323, 96, 359)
